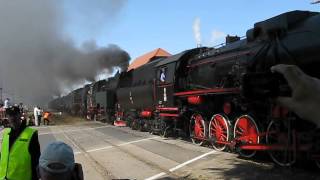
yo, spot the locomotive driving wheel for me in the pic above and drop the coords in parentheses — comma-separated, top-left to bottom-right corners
(266, 119, 296, 167)
(150, 117, 168, 137)
(131, 119, 140, 130)
(190, 113, 206, 146)
(158, 118, 169, 137)
(209, 114, 230, 151)
(233, 115, 259, 158)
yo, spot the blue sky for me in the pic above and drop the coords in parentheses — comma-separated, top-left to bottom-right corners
(63, 0, 319, 61)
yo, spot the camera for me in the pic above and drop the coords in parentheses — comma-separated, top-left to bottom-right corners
(241, 72, 292, 99)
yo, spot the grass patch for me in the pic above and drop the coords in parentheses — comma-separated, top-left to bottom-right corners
(25, 111, 87, 126)
(51, 114, 87, 125)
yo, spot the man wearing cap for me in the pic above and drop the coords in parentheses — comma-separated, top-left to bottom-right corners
(0, 106, 41, 180)
(38, 141, 83, 180)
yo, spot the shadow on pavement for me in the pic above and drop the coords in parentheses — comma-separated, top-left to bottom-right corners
(202, 152, 320, 180)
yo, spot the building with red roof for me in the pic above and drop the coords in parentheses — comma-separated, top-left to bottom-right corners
(127, 48, 171, 71)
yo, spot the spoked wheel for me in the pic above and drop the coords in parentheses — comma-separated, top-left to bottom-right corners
(143, 120, 150, 132)
(158, 119, 168, 137)
(138, 119, 145, 131)
(126, 115, 133, 128)
(209, 114, 230, 151)
(234, 115, 259, 158)
(130, 119, 136, 129)
(160, 126, 171, 138)
(190, 113, 206, 146)
(266, 120, 296, 167)
(131, 119, 140, 130)
(150, 118, 167, 137)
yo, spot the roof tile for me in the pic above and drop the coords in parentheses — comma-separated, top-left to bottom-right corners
(127, 48, 171, 71)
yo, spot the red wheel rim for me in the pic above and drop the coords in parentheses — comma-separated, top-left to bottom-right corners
(210, 114, 228, 142)
(209, 114, 229, 151)
(234, 116, 259, 144)
(194, 114, 205, 138)
(234, 115, 259, 158)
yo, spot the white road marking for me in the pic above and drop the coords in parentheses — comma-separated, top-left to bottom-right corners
(117, 137, 158, 146)
(144, 150, 218, 180)
(0, 124, 111, 140)
(86, 146, 113, 153)
(145, 172, 167, 180)
(74, 137, 159, 154)
(38, 125, 111, 135)
(38, 121, 102, 128)
(169, 150, 217, 171)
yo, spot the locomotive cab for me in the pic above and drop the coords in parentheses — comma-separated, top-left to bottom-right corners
(155, 59, 176, 107)
(152, 48, 209, 136)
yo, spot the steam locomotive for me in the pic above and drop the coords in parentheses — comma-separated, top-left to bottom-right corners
(49, 11, 320, 167)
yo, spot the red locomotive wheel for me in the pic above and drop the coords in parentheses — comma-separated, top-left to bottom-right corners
(233, 115, 259, 158)
(266, 120, 296, 167)
(209, 114, 230, 151)
(190, 113, 206, 146)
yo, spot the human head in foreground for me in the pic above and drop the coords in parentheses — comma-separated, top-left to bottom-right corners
(38, 141, 83, 180)
(6, 106, 22, 130)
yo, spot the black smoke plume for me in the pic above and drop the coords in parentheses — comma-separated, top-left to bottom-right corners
(0, 0, 129, 105)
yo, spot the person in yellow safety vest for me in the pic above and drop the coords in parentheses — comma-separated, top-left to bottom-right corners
(0, 106, 41, 180)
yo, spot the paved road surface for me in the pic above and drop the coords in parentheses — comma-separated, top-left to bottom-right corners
(1, 121, 319, 180)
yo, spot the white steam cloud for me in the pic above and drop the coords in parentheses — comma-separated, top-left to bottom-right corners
(211, 30, 226, 45)
(193, 17, 201, 46)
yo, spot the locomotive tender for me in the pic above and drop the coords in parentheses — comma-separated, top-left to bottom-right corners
(49, 10, 320, 167)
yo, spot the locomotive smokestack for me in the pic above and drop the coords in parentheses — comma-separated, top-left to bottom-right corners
(226, 35, 240, 44)
(193, 17, 202, 47)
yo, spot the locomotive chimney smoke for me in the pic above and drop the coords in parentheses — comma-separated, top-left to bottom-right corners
(311, 0, 320, 4)
(193, 17, 202, 47)
(211, 30, 227, 45)
(0, 0, 129, 106)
